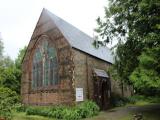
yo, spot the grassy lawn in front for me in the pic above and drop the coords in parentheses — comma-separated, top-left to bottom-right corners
(13, 112, 54, 120)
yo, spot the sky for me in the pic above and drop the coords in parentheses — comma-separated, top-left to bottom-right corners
(0, 0, 108, 60)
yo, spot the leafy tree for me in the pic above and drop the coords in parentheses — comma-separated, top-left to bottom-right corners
(95, 0, 160, 94)
(0, 44, 27, 94)
(0, 66, 21, 93)
(0, 56, 14, 68)
(0, 40, 3, 58)
(15, 46, 27, 69)
(0, 87, 19, 120)
(0, 39, 4, 66)
(130, 45, 160, 95)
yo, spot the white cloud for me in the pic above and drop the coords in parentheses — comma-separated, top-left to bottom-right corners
(0, 0, 108, 59)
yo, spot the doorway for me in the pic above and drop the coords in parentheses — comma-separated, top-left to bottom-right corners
(94, 77, 111, 110)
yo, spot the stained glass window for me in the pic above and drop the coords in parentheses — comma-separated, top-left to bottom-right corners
(32, 39, 58, 89)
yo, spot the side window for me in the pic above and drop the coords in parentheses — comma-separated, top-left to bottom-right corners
(32, 39, 58, 89)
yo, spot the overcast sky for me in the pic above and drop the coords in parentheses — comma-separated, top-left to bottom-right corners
(0, 0, 108, 60)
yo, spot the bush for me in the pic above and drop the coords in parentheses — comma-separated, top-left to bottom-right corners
(63, 109, 80, 120)
(26, 106, 51, 117)
(26, 101, 100, 120)
(127, 95, 160, 104)
(110, 94, 128, 107)
(15, 104, 27, 112)
(148, 96, 160, 103)
(0, 87, 19, 120)
(77, 101, 100, 118)
(48, 106, 66, 119)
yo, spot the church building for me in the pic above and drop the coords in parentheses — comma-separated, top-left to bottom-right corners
(21, 9, 131, 109)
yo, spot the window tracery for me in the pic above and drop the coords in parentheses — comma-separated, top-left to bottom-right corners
(32, 38, 58, 89)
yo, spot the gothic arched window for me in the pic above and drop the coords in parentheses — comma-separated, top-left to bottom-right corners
(32, 38, 58, 89)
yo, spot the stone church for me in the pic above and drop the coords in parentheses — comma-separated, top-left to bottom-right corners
(21, 9, 131, 109)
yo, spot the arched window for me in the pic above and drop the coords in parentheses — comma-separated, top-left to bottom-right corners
(32, 39, 58, 89)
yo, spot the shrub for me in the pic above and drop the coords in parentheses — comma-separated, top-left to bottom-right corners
(63, 109, 80, 120)
(48, 106, 66, 119)
(110, 94, 128, 107)
(26, 106, 51, 116)
(126, 96, 136, 104)
(26, 101, 100, 120)
(148, 96, 160, 103)
(127, 95, 160, 104)
(77, 101, 100, 118)
(15, 104, 27, 112)
(0, 87, 19, 120)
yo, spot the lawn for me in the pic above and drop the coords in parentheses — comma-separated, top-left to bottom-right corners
(13, 112, 53, 120)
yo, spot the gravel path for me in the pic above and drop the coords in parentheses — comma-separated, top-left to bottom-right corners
(85, 104, 160, 120)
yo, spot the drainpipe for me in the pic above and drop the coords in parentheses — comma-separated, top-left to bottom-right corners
(86, 56, 90, 99)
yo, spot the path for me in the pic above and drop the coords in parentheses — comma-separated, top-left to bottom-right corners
(85, 104, 160, 120)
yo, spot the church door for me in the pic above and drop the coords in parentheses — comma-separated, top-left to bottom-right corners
(94, 77, 111, 110)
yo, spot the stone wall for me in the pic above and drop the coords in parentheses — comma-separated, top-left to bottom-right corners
(72, 48, 132, 102)
(21, 14, 74, 105)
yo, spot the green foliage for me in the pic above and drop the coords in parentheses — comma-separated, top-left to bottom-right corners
(26, 106, 52, 117)
(111, 95, 160, 107)
(76, 101, 100, 118)
(0, 66, 21, 93)
(0, 46, 26, 94)
(26, 101, 99, 120)
(0, 87, 19, 120)
(15, 104, 27, 112)
(96, 0, 160, 94)
(0, 39, 4, 59)
(110, 93, 129, 107)
(0, 56, 14, 68)
(126, 95, 160, 106)
(15, 46, 27, 69)
(110, 94, 160, 107)
(130, 45, 160, 95)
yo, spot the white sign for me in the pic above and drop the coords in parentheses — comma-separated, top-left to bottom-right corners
(76, 88, 84, 102)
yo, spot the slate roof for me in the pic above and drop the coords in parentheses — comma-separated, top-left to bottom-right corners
(45, 9, 114, 64)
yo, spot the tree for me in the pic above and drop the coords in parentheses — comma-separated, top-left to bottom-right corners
(0, 45, 27, 94)
(130, 44, 160, 95)
(0, 87, 19, 120)
(0, 40, 3, 58)
(95, 0, 160, 94)
(0, 38, 4, 66)
(15, 46, 27, 69)
(0, 66, 21, 93)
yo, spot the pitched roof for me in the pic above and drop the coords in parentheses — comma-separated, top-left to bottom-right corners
(23, 9, 114, 64)
(44, 9, 114, 64)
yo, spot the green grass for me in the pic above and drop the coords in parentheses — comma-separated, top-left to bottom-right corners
(126, 100, 154, 107)
(119, 114, 132, 120)
(13, 112, 54, 120)
(125, 95, 160, 107)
